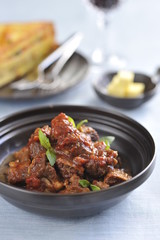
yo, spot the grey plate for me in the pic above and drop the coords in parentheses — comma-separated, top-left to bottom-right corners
(0, 52, 89, 100)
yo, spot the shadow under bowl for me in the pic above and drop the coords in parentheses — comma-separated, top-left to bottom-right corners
(93, 72, 157, 109)
(0, 105, 156, 217)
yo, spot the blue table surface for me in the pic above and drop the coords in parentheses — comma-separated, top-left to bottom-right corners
(0, 0, 160, 239)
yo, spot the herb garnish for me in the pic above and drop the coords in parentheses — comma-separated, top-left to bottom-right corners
(90, 184, 100, 191)
(39, 129, 51, 149)
(68, 116, 88, 130)
(79, 179, 100, 191)
(68, 116, 76, 128)
(38, 129, 56, 166)
(79, 179, 90, 188)
(46, 149, 56, 167)
(76, 119, 88, 130)
(99, 136, 115, 150)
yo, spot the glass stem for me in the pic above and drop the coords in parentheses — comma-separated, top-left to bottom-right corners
(91, 12, 110, 64)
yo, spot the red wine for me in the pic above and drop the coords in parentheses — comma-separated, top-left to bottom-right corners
(89, 0, 119, 10)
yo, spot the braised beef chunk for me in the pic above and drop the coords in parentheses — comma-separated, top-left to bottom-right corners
(104, 168, 132, 186)
(41, 125, 51, 137)
(51, 113, 73, 140)
(60, 175, 90, 193)
(43, 163, 58, 181)
(8, 160, 31, 184)
(92, 180, 109, 190)
(14, 147, 30, 162)
(29, 141, 45, 157)
(85, 159, 108, 178)
(26, 176, 41, 190)
(84, 142, 118, 178)
(51, 113, 93, 158)
(27, 154, 46, 178)
(28, 129, 46, 159)
(26, 163, 64, 192)
(7, 112, 132, 193)
(79, 125, 99, 142)
(56, 158, 84, 179)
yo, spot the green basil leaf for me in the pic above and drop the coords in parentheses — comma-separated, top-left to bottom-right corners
(68, 116, 76, 128)
(79, 180, 101, 191)
(39, 129, 56, 166)
(99, 136, 115, 150)
(90, 184, 100, 191)
(76, 119, 88, 130)
(79, 179, 90, 188)
(39, 129, 51, 149)
(46, 149, 56, 166)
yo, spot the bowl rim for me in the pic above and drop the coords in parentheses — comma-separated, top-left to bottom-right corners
(0, 104, 156, 197)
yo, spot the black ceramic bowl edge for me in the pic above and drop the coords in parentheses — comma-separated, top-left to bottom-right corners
(0, 105, 156, 217)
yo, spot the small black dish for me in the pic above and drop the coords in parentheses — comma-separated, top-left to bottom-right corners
(0, 105, 156, 217)
(93, 70, 160, 109)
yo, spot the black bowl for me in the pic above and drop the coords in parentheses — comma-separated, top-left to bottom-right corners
(93, 71, 159, 109)
(0, 105, 156, 217)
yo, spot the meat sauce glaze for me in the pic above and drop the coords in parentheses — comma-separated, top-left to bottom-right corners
(7, 113, 131, 193)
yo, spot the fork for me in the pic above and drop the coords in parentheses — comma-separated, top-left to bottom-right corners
(11, 32, 83, 91)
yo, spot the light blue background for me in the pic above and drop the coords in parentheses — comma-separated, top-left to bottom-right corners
(0, 0, 160, 239)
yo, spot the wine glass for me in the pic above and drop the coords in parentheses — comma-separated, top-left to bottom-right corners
(83, 0, 126, 69)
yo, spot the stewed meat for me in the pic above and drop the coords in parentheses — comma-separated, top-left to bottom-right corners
(104, 168, 132, 186)
(79, 125, 99, 142)
(7, 113, 132, 193)
(56, 158, 84, 179)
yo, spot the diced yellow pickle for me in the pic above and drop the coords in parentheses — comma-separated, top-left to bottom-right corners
(117, 70, 134, 83)
(126, 83, 145, 97)
(106, 70, 144, 98)
(111, 75, 121, 85)
(107, 82, 127, 97)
